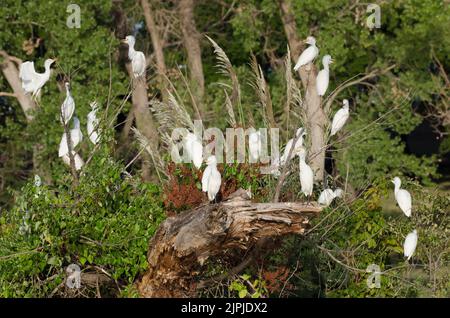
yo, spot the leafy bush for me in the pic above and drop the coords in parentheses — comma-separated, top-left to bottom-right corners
(0, 151, 165, 297)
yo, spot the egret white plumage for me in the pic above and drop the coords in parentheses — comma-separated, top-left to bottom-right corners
(62, 151, 84, 170)
(60, 82, 75, 125)
(184, 132, 203, 169)
(19, 58, 56, 98)
(249, 130, 262, 162)
(392, 177, 412, 217)
(58, 117, 83, 157)
(298, 148, 314, 198)
(293, 36, 319, 71)
(87, 101, 100, 144)
(34, 174, 42, 187)
(403, 229, 418, 261)
(202, 156, 221, 201)
(318, 188, 343, 207)
(280, 127, 306, 165)
(122, 35, 146, 78)
(330, 99, 350, 136)
(316, 55, 333, 96)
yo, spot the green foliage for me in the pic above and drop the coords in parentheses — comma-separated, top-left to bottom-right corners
(0, 152, 165, 297)
(229, 274, 268, 298)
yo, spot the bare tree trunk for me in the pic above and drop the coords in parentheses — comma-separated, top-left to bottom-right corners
(179, 0, 205, 117)
(278, 0, 326, 182)
(140, 0, 168, 101)
(126, 66, 159, 182)
(137, 189, 321, 297)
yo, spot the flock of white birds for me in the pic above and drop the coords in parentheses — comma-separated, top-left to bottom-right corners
(20, 35, 416, 261)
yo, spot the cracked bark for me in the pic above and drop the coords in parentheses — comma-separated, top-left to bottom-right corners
(137, 189, 321, 297)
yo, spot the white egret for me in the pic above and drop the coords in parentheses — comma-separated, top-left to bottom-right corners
(392, 177, 412, 217)
(87, 101, 100, 145)
(293, 36, 319, 71)
(316, 55, 333, 96)
(202, 155, 221, 201)
(122, 35, 146, 78)
(298, 148, 314, 198)
(403, 229, 418, 261)
(330, 99, 350, 136)
(34, 174, 42, 187)
(58, 117, 83, 157)
(318, 188, 343, 207)
(184, 132, 203, 169)
(62, 151, 84, 171)
(280, 127, 306, 165)
(249, 130, 262, 162)
(60, 82, 75, 125)
(19, 58, 56, 98)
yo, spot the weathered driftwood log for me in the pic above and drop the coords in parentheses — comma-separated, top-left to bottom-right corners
(137, 189, 321, 297)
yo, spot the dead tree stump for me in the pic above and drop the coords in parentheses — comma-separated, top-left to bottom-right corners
(137, 189, 321, 297)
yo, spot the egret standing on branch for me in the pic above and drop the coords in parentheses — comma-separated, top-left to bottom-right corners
(60, 82, 75, 125)
(122, 35, 146, 78)
(293, 36, 319, 71)
(19, 58, 56, 99)
(318, 188, 343, 207)
(298, 148, 314, 198)
(62, 151, 84, 171)
(87, 101, 100, 145)
(316, 55, 333, 96)
(184, 132, 203, 169)
(392, 177, 412, 217)
(330, 99, 350, 136)
(202, 155, 221, 202)
(58, 117, 83, 158)
(249, 130, 262, 162)
(403, 229, 418, 261)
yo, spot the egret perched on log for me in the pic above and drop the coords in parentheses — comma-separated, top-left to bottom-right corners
(318, 188, 343, 207)
(122, 35, 146, 78)
(392, 177, 412, 217)
(316, 55, 333, 96)
(62, 151, 84, 171)
(184, 132, 203, 169)
(298, 148, 314, 198)
(19, 58, 56, 98)
(60, 82, 75, 125)
(403, 229, 418, 261)
(249, 130, 262, 162)
(87, 101, 100, 145)
(202, 155, 221, 201)
(280, 127, 306, 165)
(58, 117, 83, 157)
(330, 99, 350, 136)
(293, 36, 319, 71)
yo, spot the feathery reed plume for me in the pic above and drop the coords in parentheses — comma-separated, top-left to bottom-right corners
(132, 127, 167, 182)
(206, 35, 244, 126)
(249, 55, 277, 128)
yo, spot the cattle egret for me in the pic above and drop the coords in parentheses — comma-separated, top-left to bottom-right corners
(60, 82, 75, 125)
(298, 148, 314, 198)
(249, 130, 262, 162)
(58, 117, 83, 157)
(318, 188, 343, 207)
(202, 155, 221, 201)
(62, 151, 84, 170)
(19, 58, 56, 98)
(87, 101, 100, 144)
(392, 177, 412, 217)
(280, 127, 306, 165)
(316, 55, 333, 96)
(403, 229, 418, 261)
(122, 35, 146, 78)
(330, 99, 350, 136)
(293, 36, 319, 71)
(184, 132, 203, 169)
